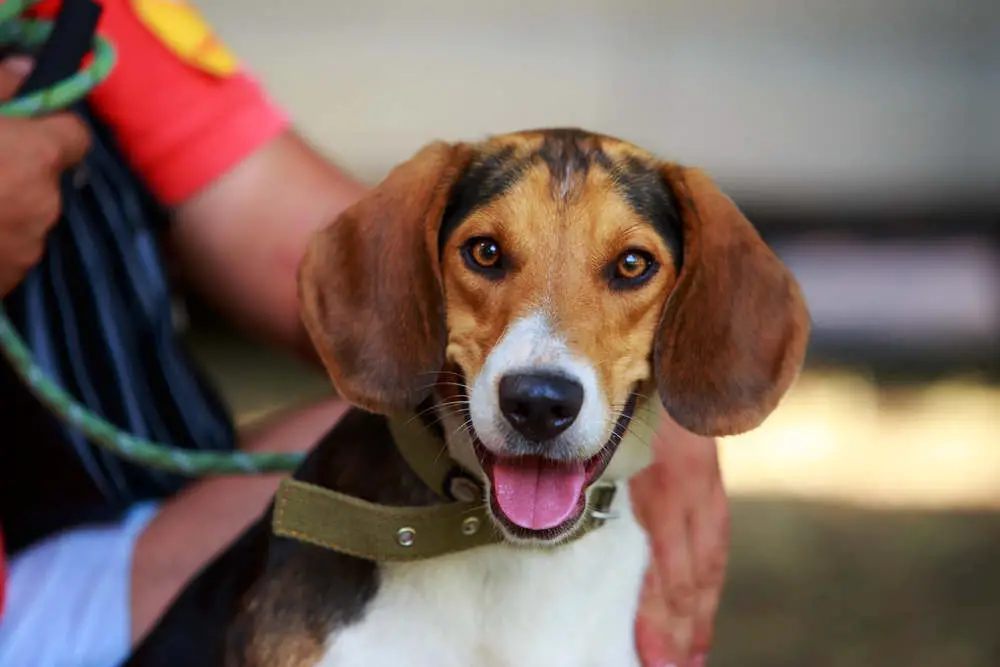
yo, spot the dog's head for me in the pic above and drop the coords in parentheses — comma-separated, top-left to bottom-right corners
(300, 128, 810, 543)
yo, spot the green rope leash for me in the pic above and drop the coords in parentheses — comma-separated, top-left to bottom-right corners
(0, 0, 304, 475)
(0, 1, 114, 116)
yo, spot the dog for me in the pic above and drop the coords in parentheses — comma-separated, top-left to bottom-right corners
(125, 128, 810, 667)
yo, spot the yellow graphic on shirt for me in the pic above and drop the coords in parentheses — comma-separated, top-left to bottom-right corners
(130, 0, 240, 77)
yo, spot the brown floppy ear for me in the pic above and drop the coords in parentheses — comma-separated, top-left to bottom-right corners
(654, 165, 811, 437)
(298, 141, 473, 414)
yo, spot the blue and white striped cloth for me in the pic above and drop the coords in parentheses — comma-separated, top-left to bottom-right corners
(0, 106, 237, 550)
(0, 106, 236, 660)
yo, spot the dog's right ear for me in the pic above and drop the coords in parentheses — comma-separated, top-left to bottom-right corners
(653, 165, 811, 438)
(298, 141, 473, 414)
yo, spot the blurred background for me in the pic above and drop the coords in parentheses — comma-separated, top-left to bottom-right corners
(183, 1, 999, 665)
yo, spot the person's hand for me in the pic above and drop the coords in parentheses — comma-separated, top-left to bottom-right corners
(631, 409, 730, 667)
(0, 56, 91, 297)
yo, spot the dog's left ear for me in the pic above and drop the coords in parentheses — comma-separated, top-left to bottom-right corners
(654, 165, 811, 437)
(299, 141, 473, 414)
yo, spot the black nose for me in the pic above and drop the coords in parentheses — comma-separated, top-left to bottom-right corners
(498, 372, 585, 442)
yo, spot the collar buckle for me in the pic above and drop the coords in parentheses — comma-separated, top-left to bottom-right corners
(587, 481, 619, 524)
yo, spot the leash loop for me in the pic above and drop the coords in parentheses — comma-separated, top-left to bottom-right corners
(0, 0, 304, 475)
(0, 0, 116, 116)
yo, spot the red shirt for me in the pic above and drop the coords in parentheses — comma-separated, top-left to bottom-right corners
(27, 0, 290, 204)
(0, 0, 290, 619)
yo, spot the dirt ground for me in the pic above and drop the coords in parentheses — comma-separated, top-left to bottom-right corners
(716, 500, 1000, 667)
(187, 323, 1000, 667)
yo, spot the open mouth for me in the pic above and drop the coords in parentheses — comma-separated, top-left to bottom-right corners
(470, 392, 638, 541)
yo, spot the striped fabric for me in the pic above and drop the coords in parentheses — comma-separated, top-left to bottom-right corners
(0, 106, 237, 554)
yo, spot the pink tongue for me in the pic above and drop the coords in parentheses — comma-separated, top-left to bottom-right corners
(491, 456, 587, 530)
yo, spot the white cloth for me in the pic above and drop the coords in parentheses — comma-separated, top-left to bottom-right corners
(0, 503, 159, 667)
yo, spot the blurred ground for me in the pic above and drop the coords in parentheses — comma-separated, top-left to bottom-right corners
(186, 323, 1000, 667)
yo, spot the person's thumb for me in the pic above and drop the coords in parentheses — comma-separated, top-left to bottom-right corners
(0, 56, 34, 102)
(34, 113, 92, 170)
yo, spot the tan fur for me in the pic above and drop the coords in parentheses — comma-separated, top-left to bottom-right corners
(441, 153, 676, 421)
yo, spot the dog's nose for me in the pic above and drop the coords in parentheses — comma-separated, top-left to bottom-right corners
(498, 372, 584, 442)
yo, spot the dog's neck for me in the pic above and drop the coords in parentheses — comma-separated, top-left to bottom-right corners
(272, 395, 657, 562)
(383, 408, 479, 502)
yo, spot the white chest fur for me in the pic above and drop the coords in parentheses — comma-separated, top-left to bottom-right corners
(316, 487, 649, 667)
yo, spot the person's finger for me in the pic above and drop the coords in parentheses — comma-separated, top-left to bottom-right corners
(0, 55, 34, 101)
(689, 475, 730, 662)
(635, 567, 676, 666)
(34, 113, 92, 169)
(632, 464, 697, 664)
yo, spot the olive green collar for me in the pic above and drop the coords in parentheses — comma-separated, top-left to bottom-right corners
(272, 410, 649, 563)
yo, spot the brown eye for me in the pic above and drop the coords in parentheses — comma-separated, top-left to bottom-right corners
(616, 251, 648, 279)
(462, 236, 505, 277)
(471, 239, 501, 267)
(609, 249, 657, 290)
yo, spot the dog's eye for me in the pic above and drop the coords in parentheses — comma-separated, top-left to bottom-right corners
(616, 252, 649, 279)
(609, 249, 657, 289)
(462, 237, 505, 275)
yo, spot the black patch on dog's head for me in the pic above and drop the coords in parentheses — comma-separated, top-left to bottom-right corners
(437, 129, 683, 270)
(610, 156, 685, 269)
(438, 145, 532, 251)
(536, 127, 614, 200)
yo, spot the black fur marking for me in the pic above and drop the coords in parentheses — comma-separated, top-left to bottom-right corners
(437, 130, 683, 272)
(610, 156, 685, 270)
(538, 128, 600, 188)
(438, 145, 533, 252)
(124, 409, 443, 667)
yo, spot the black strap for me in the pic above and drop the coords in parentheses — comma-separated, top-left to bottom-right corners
(14, 0, 102, 97)
(15, 0, 102, 198)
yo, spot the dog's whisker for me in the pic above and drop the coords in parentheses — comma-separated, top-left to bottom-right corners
(427, 406, 470, 427)
(457, 417, 475, 436)
(432, 383, 473, 394)
(404, 405, 445, 426)
(406, 413, 449, 432)
(403, 403, 469, 430)
(446, 417, 475, 443)
(431, 444, 452, 468)
(411, 398, 471, 417)
(430, 399, 471, 410)
(623, 418, 655, 437)
(431, 370, 467, 383)
(597, 445, 616, 469)
(620, 424, 653, 450)
(431, 417, 476, 468)
(411, 380, 472, 395)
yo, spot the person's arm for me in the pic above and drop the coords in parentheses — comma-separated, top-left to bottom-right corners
(166, 133, 365, 361)
(28, 0, 366, 359)
(631, 407, 728, 667)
